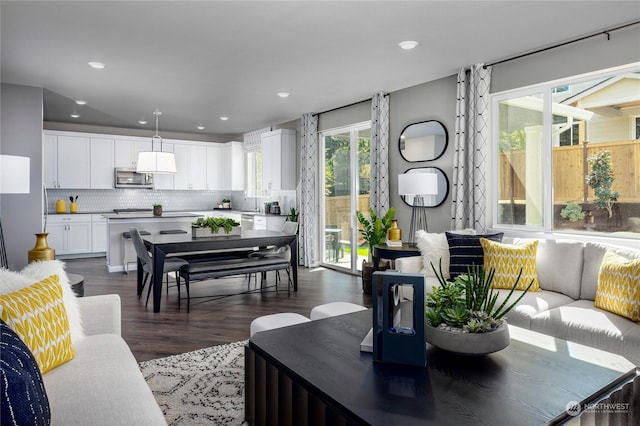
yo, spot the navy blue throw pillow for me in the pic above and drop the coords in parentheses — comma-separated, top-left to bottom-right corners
(445, 232, 504, 278)
(0, 319, 51, 426)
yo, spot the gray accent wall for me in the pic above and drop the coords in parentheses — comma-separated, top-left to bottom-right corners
(491, 25, 640, 93)
(390, 75, 457, 234)
(1, 84, 44, 270)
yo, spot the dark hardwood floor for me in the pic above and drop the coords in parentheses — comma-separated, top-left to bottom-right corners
(64, 257, 372, 362)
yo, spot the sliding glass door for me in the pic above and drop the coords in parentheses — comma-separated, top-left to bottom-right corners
(320, 122, 371, 273)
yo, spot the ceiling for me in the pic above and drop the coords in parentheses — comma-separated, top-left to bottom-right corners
(2, 1, 639, 138)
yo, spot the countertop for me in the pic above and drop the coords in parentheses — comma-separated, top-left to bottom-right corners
(102, 212, 202, 220)
(48, 210, 287, 218)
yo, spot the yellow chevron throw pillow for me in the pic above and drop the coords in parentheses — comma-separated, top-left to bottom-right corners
(594, 250, 640, 322)
(480, 238, 540, 291)
(0, 275, 75, 373)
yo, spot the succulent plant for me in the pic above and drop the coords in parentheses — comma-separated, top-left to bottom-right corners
(425, 260, 535, 333)
(192, 217, 240, 234)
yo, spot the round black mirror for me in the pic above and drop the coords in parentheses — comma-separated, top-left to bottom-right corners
(400, 167, 449, 208)
(399, 120, 448, 162)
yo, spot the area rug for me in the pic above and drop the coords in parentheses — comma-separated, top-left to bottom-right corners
(139, 340, 249, 425)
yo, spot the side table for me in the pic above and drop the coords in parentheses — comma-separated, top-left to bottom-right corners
(372, 243, 421, 271)
(67, 273, 84, 297)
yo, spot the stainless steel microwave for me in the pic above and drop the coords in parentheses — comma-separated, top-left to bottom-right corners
(114, 168, 154, 188)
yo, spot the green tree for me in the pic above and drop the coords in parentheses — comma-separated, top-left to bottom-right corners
(499, 129, 526, 152)
(586, 150, 619, 218)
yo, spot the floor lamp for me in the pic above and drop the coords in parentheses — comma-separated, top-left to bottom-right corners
(398, 172, 438, 246)
(0, 154, 31, 268)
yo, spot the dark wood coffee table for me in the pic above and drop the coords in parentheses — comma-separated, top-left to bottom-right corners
(245, 309, 636, 426)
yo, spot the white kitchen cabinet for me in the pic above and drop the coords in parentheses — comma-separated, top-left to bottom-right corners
(91, 214, 107, 252)
(222, 141, 246, 190)
(260, 129, 296, 193)
(206, 144, 225, 190)
(252, 214, 286, 231)
(47, 215, 92, 255)
(174, 143, 207, 190)
(114, 139, 152, 169)
(90, 138, 115, 189)
(43, 133, 91, 188)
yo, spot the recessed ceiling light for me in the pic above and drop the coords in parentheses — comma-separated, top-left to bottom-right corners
(138, 120, 148, 125)
(277, 92, 290, 98)
(219, 116, 229, 121)
(75, 100, 87, 105)
(88, 61, 105, 69)
(398, 40, 418, 50)
(197, 125, 205, 130)
(70, 113, 80, 118)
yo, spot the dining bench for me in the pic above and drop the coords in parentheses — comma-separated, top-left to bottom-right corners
(179, 252, 292, 312)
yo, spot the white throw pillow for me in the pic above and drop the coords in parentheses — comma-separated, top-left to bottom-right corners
(415, 229, 476, 279)
(19, 260, 85, 343)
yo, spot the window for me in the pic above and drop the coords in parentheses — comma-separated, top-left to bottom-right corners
(492, 65, 640, 237)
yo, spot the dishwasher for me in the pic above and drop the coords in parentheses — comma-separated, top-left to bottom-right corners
(241, 214, 255, 230)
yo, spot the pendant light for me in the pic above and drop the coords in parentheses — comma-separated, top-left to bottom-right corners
(136, 109, 177, 174)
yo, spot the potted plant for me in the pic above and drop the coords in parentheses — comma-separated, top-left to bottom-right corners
(191, 217, 241, 238)
(287, 207, 299, 223)
(356, 206, 396, 294)
(424, 261, 534, 355)
(221, 198, 232, 209)
(153, 204, 162, 216)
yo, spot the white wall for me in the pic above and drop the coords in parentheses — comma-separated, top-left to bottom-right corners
(1, 84, 44, 270)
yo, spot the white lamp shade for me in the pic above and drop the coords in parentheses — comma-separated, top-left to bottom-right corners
(0, 155, 30, 193)
(398, 172, 438, 196)
(136, 151, 176, 174)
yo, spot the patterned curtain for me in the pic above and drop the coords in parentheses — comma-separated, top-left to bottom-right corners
(299, 113, 319, 267)
(370, 92, 390, 214)
(451, 64, 491, 232)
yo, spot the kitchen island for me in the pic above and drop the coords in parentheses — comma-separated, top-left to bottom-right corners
(104, 212, 203, 273)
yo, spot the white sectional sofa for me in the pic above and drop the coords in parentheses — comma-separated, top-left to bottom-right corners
(43, 294, 166, 425)
(0, 261, 165, 426)
(396, 238, 640, 367)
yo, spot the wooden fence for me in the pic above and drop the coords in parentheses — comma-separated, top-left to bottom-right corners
(324, 195, 370, 243)
(499, 140, 640, 203)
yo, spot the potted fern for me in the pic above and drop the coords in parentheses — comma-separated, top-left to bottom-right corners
(356, 206, 395, 294)
(425, 261, 534, 355)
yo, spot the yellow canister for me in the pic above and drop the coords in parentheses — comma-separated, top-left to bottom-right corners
(55, 199, 67, 213)
(70, 202, 78, 213)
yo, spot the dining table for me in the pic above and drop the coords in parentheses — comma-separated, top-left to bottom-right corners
(141, 229, 298, 313)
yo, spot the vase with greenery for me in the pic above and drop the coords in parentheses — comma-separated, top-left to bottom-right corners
(221, 198, 231, 208)
(424, 261, 534, 354)
(191, 217, 240, 237)
(586, 150, 619, 218)
(153, 204, 162, 216)
(356, 206, 396, 262)
(356, 206, 395, 294)
(560, 201, 585, 222)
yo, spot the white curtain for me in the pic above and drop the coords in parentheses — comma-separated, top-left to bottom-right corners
(451, 64, 491, 232)
(299, 113, 319, 267)
(370, 92, 390, 213)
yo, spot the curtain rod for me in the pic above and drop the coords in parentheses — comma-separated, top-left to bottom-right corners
(484, 19, 640, 69)
(312, 93, 389, 117)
